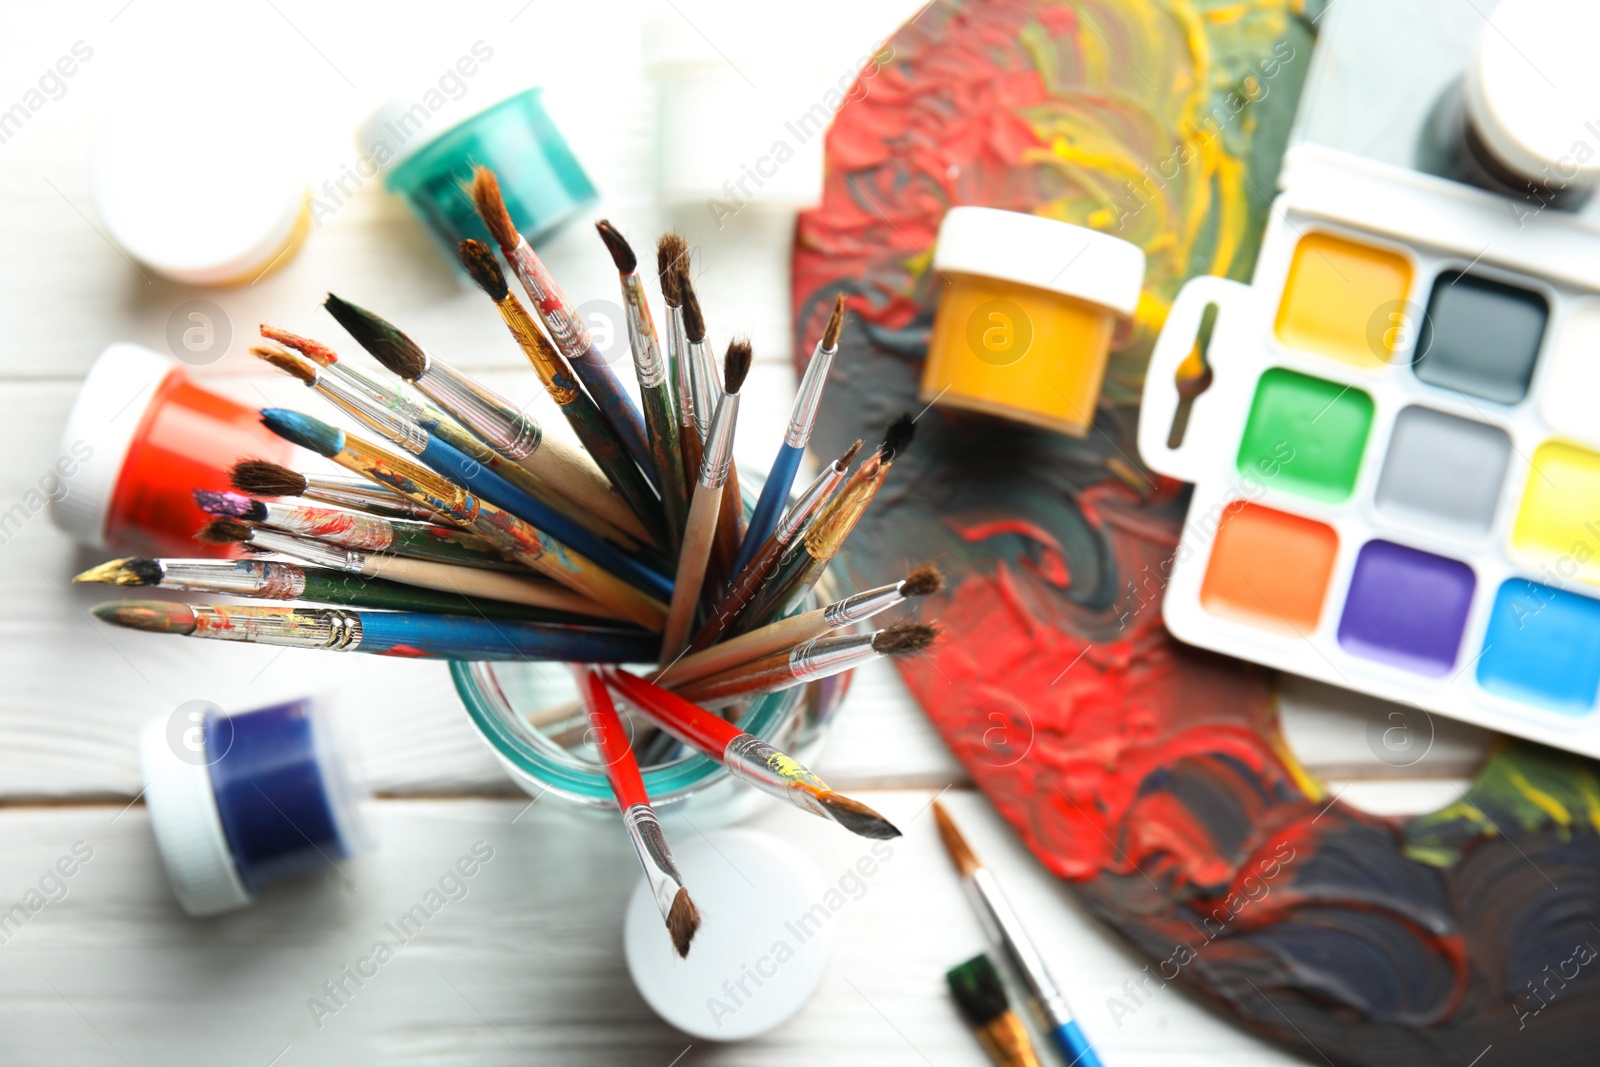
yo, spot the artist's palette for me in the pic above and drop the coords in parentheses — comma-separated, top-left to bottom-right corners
(1140, 145, 1600, 758)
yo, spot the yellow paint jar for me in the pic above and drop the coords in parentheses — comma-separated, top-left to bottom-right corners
(921, 207, 1145, 436)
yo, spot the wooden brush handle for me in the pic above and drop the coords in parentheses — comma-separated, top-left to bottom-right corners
(673, 650, 794, 705)
(659, 482, 721, 663)
(366, 554, 624, 619)
(580, 668, 649, 810)
(659, 609, 824, 688)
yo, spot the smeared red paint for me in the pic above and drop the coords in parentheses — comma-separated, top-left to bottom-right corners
(378, 644, 430, 659)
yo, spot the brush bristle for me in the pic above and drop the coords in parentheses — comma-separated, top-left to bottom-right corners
(91, 600, 197, 635)
(872, 622, 939, 656)
(73, 557, 163, 587)
(196, 518, 253, 545)
(260, 409, 344, 458)
(458, 239, 509, 302)
(900, 564, 944, 598)
(250, 345, 316, 385)
(192, 489, 266, 522)
(323, 294, 428, 380)
(822, 293, 846, 350)
(838, 439, 864, 468)
(656, 233, 688, 307)
(679, 266, 706, 343)
(881, 413, 916, 460)
(666, 886, 701, 958)
(471, 166, 519, 250)
(932, 801, 980, 877)
(946, 954, 1011, 1028)
(595, 220, 637, 274)
(723, 339, 752, 394)
(259, 325, 340, 367)
(816, 790, 901, 840)
(230, 459, 307, 498)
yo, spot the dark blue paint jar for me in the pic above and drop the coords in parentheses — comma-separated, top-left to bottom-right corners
(141, 697, 363, 916)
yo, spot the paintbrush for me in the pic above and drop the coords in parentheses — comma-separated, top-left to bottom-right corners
(230, 458, 444, 523)
(933, 803, 1103, 1067)
(674, 623, 939, 705)
(595, 221, 688, 555)
(470, 166, 654, 480)
(72, 556, 604, 624)
(93, 600, 656, 662)
(690, 439, 861, 652)
(657, 234, 702, 512)
(676, 256, 745, 586)
(734, 294, 846, 577)
(251, 345, 672, 600)
(322, 294, 651, 542)
(578, 667, 700, 957)
(255, 336, 648, 552)
(947, 954, 1044, 1067)
(194, 518, 623, 620)
(193, 488, 512, 572)
(455, 240, 666, 547)
(742, 415, 915, 631)
(258, 408, 668, 630)
(601, 667, 901, 840)
(660, 340, 751, 665)
(662, 565, 941, 688)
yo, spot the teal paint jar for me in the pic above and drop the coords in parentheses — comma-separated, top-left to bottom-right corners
(360, 88, 597, 263)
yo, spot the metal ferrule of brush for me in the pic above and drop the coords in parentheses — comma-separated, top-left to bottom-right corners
(689, 342, 717, 442)
(668, 306, 694, 427)
(821, 584, 904, 628)
(509, 239, 592, 355)
(157, 560, 307, 600)
(722, 733, 827, 816)
(697, 394, 740, 489)
(622, 804, 685, 918)
(247, 527, 367, 574)
(622, 277, 667, 389)
(420, 360, 544, 460)
(323, 358, 439, 425)
(774, 464, 847, 544)
(258, 500, 395, 551)
(967, 868, 1075, 1033)
(190, 606, 363, 650)
(788, 632, 878, 682)
(784, 344, 837, 448)
(317, 373, 430, 455)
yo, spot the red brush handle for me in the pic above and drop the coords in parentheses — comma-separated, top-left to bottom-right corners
(580, 668, 648, 810)
(603, 668, 742, 757)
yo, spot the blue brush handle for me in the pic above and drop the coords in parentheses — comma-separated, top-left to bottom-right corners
(415, 435, 672, 601)
(1048, 1020, 1102, 1067)
(569, 342, 656, 490)
(733, 443, 803, 578)
(357, 611, 655, 661)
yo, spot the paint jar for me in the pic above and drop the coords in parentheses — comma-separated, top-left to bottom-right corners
(1422, 0, 1600, 208)
(140, 696, 366, 916)
(92, 98, 311, 286)
(358, 88, 596, 263)
(642, 7, 890, 217)
(920, 207, 1145, 437)
(50, 343, 296, 558)
(452, 539, 846, 826)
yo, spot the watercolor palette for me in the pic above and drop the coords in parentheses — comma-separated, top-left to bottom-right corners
(1138, 145, 1600, 759)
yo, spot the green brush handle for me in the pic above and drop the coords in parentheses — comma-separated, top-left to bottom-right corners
(386, 523, 518, 571)
(297, 568, 605, 624)
(641, 381, 688, 558)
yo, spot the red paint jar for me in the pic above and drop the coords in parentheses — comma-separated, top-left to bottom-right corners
(51, 344, 295, 558)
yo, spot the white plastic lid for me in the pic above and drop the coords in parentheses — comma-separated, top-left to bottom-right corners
(624, 829, 833, 1040)
(1465, 0, 1600, 186)
(933, 207, 1146, 316)
(49, 343, 177, 549)
(139, 716, 253, 917)
(92, 100, 307, 286)
(355, 91, 503, 177)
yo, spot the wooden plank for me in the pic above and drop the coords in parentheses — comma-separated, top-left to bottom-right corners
(0, 790, 1302, 1066)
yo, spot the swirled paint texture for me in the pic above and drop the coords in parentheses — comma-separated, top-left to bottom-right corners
(793, 1, 1600, 1062)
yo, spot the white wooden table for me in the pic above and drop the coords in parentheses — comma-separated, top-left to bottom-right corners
(0, 2, 1495, 1063)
